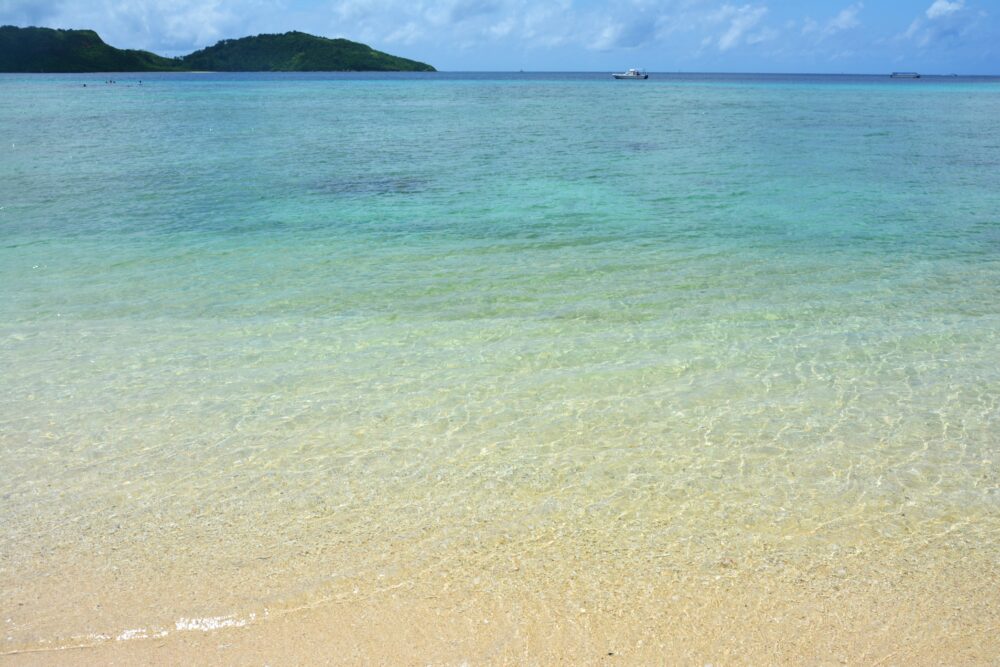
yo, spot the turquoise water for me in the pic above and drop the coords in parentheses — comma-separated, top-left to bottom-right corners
(2, 72, 999, 647)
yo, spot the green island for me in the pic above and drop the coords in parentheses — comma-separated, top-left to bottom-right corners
(0, 25, 435, 73)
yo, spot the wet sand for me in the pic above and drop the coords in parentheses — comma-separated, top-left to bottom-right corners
(5, 541, 998, 665)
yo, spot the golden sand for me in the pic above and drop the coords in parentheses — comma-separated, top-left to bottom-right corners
(4, 536, 998, 665)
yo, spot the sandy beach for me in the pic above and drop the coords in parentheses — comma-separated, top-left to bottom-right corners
(5, 533, 998, 665)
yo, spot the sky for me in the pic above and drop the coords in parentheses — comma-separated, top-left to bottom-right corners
(1, 0, 998, 73)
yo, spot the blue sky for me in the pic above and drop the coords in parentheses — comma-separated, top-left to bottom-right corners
(1, 0, 997, 73)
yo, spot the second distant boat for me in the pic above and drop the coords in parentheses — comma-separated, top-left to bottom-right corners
(613, 68, 648, 80)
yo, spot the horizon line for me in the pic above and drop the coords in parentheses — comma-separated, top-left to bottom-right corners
(5, 70, 995, 77)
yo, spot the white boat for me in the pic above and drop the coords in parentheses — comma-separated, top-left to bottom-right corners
(613, 68, 648, 80)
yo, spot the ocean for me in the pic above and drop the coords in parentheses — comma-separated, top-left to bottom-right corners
(1, 72, 999, 656)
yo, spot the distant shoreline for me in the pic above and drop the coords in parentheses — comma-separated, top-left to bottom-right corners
(0, 26, 435, 73)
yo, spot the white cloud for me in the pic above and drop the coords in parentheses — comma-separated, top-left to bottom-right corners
(592, 23, 624, 50)
(824, 3, 862, 35)
(518, 1, 575, 47)
(901, 0, 974, 47)
(926, 0, 964, 20)
(487, 16, 516, 38)
(383, 20, 423, 45)
(143, 0, 235, 48)
(711, 4, 768, 52)
(797, 4, 861, 43)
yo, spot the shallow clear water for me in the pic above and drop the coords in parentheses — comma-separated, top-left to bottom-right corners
(2, 72, 999, 647)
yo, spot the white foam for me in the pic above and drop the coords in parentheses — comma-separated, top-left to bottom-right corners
(67, 611, 259, 649)
(114, 627, 167, 641)
(174, 613, 255, 632)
